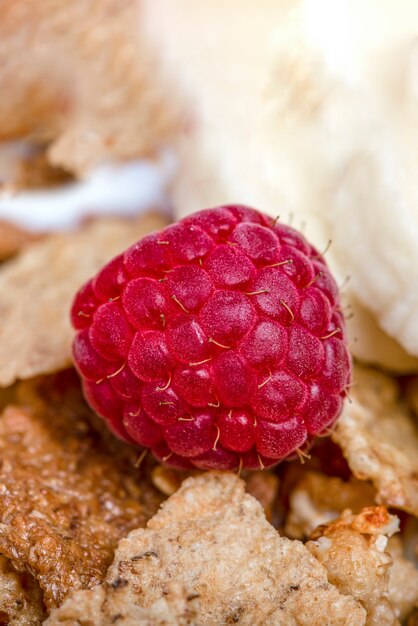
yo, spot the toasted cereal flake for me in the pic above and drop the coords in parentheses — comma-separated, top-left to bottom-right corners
(45, 580, 200, 626)
(47, 472, 366, 626)
(0, 371, 163, 608)
(151, 466, 195, 497)
(18, 155, 72, 189)
(0, 213, 167, 387)
(387, 537, 418, 622)
(285, 471, 376, 539)
(332, 365, 418, 516)
(0, 555, 46, 625)
(307, 507, 399, 626)
(244, 470, 280, 523)
(0, 0, 182, 176)
(0, 220, 40, 262)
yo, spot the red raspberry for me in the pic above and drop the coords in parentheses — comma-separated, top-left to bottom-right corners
(71, 205, 351, 470)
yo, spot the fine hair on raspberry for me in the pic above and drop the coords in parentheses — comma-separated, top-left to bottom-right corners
(71, 205, 351, 470)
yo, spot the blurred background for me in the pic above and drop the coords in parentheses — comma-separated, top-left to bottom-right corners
(1, 0, 418, 372)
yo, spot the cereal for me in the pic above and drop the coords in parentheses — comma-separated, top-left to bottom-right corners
(387, 537, 418, 622)
(307, 508, 399, 626)
(332, 365, 418, 516)
(150, 466, 280, 521)
(151, 466, 193, 497)
(0, 371, 163, 608)
(244, 470, 280, 523)
(45, 581, 199, 626)
(0, 0, 182, 177)
(285, 471, 376, 539)
(0, 555, 46, 625)
(0, 220, 40, 262)
(47, 472, 366, 625)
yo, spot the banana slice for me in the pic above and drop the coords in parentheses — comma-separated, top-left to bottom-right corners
(143, 0, 418, 370)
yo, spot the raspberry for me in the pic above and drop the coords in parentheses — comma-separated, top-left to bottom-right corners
(71, 205, 351, 470)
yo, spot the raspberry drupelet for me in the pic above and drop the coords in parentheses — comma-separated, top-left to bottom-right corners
(71, 205, 351, 470)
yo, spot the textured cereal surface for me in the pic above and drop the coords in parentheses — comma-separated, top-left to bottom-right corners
(0, 0, 182, 176)
(0, 555, 46, 625)
(0, 213, 167, 387)
(307, 508, 400, 626)
(387, 537, 418, 622)
(45, 581, 200, 626)
(333, 365, 418, 516)
(48, 472, 366, 626)
(0, 371, 163, 608)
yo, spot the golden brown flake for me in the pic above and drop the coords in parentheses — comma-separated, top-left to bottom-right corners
(244, 469, 280, 522)
(12, 152, 72, 190)
(409, 609, 418, 625)
(406, 377, 418, 420)
(0, 371, 163, 608)
(150, 465, 196, 497)
(0, 555, 46, 625)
